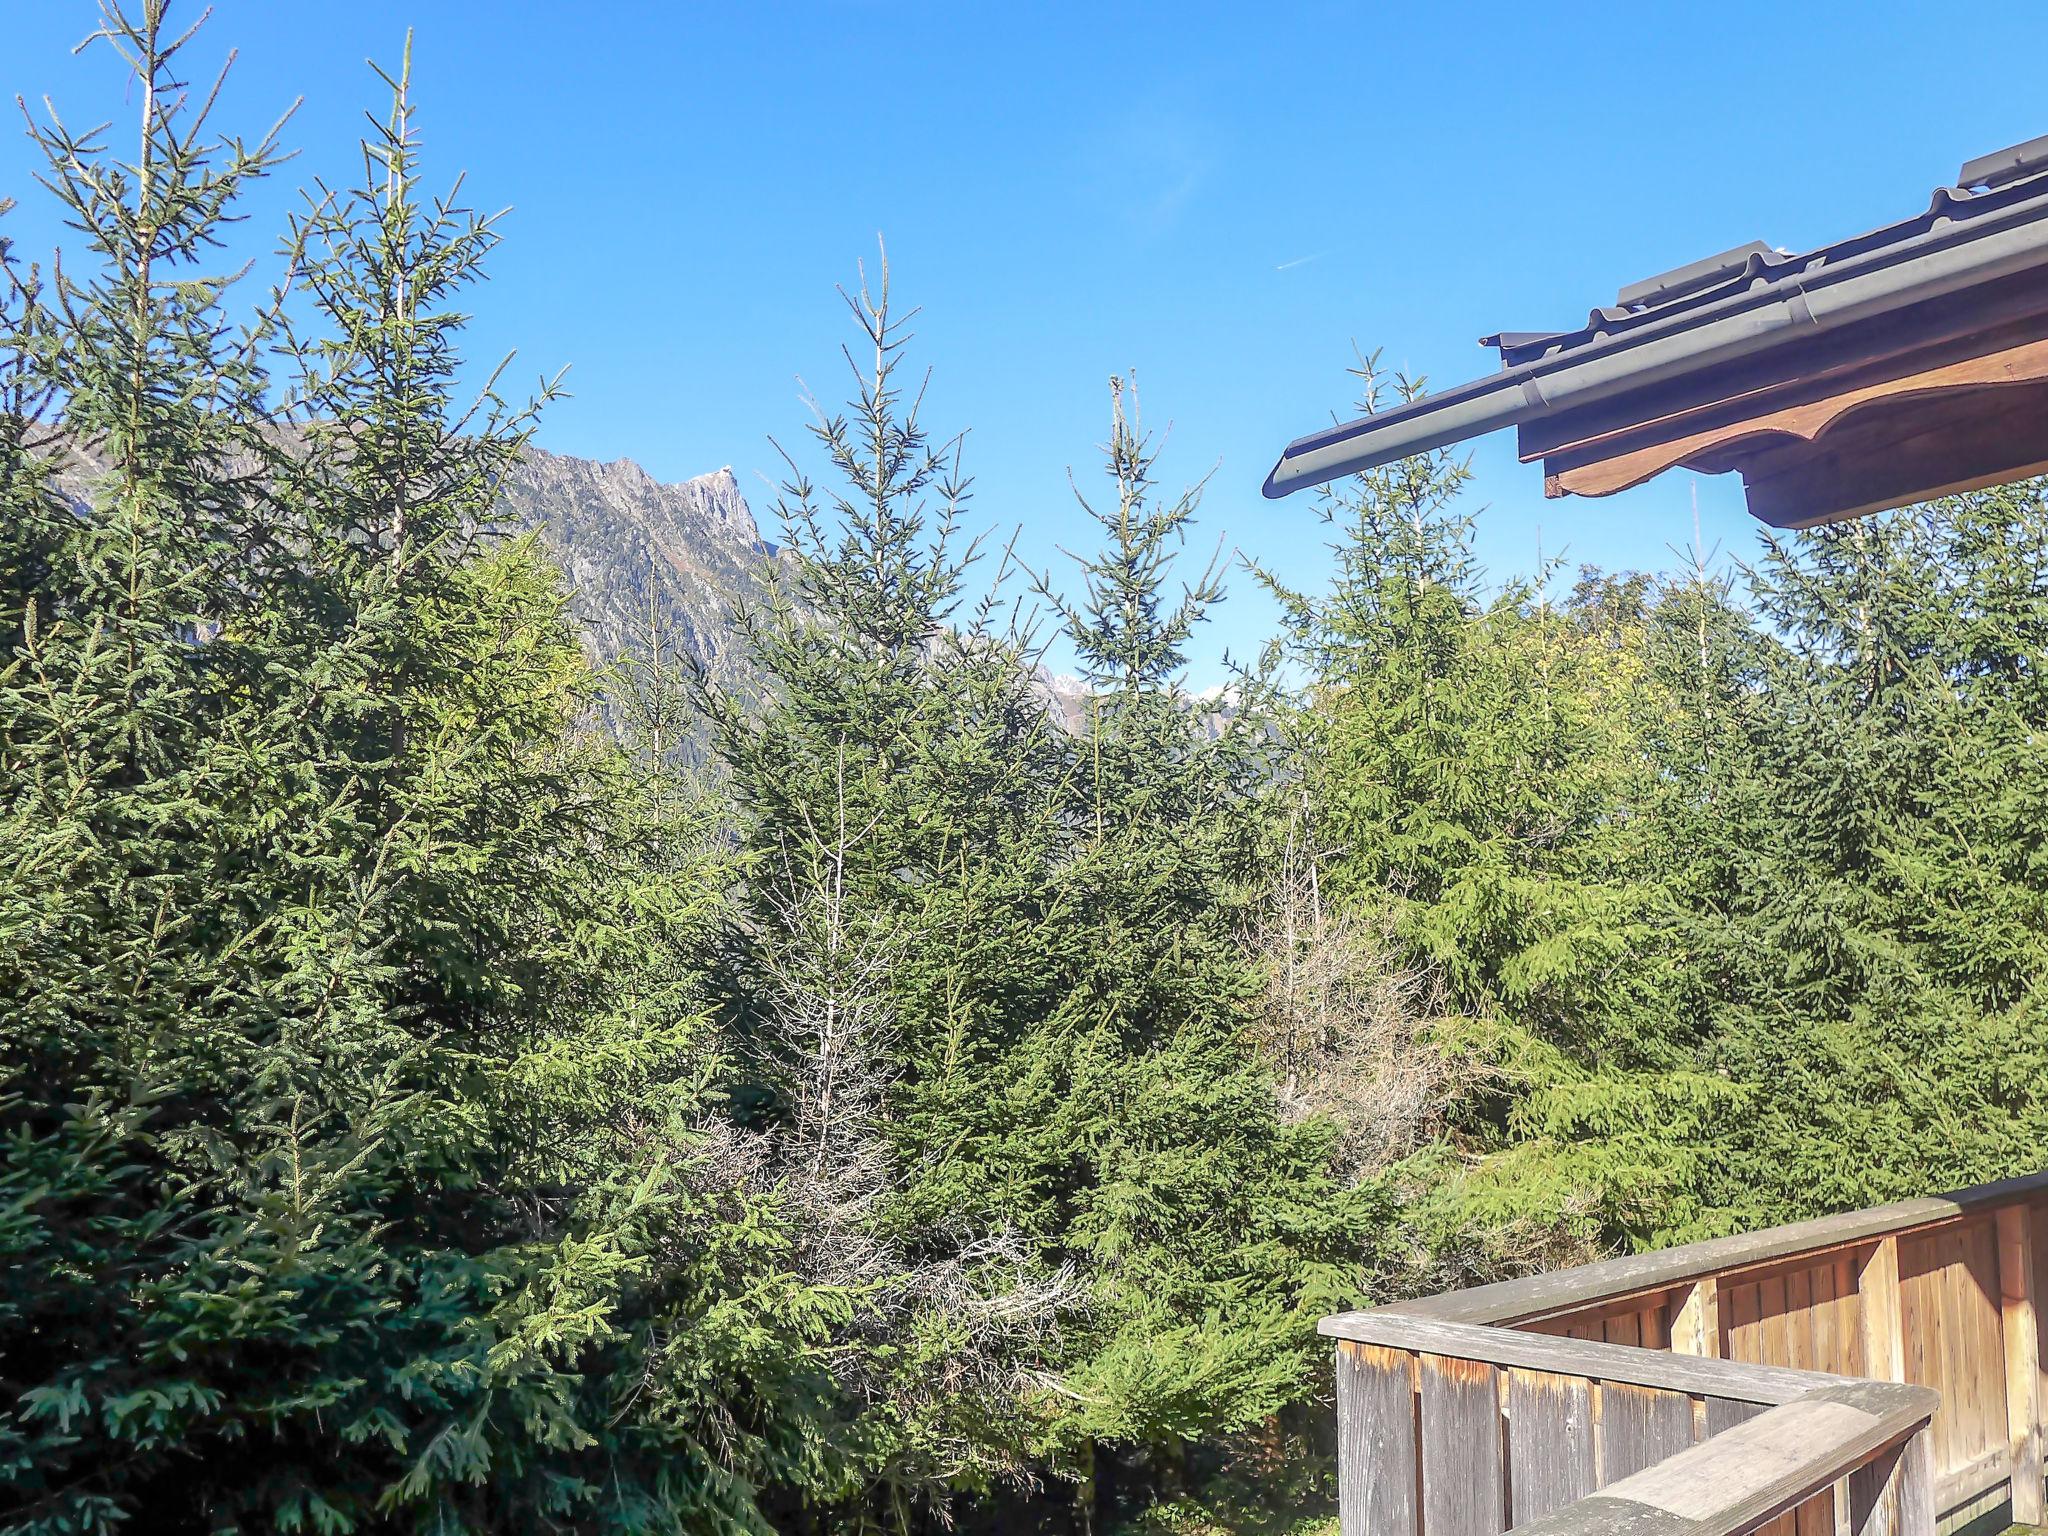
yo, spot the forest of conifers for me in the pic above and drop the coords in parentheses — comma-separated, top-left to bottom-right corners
(10, 9, 2048, 1536)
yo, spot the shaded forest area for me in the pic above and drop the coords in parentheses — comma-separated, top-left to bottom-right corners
(8, 8, 2048, 1535)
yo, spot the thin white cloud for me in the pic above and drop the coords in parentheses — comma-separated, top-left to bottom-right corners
(1094, 100, 1214, 238)
(1275, 252, 1325, 271)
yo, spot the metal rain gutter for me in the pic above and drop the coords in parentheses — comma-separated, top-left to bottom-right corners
(1262, 179, 2048, 500)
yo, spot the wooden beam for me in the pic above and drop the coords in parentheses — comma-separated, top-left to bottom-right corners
(1858, 1239, 1905, 1386)
(1672, 1277, 1722, 1359)
(1735, 378, 2048, 529)
(1996, 1204, 2044, 1523)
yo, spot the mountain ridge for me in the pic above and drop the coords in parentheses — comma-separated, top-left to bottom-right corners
(497, 447, 777, 679)
(505, 445, 1205, 734)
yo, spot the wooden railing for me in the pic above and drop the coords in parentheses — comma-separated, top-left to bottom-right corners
(1323, 1172, 2048, 1536)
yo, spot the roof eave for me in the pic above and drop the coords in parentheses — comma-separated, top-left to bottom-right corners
(1264, 179, 2048, 500)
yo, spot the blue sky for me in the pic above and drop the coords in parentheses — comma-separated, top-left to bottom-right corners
(6, 0, 2048, 682)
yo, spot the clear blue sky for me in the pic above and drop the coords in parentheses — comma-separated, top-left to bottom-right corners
(6, 0, 2048, 681)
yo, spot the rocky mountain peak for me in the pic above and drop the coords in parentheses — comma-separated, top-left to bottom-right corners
(498, 446, 775, 673)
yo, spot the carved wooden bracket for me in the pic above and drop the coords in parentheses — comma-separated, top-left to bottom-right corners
(1528, 319, 2048, 528)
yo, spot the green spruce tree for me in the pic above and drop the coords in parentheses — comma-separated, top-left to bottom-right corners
(2, 11, 840, 1531)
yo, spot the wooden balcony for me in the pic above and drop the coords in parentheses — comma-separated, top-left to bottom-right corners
(1324, 1173, 2048, 1536)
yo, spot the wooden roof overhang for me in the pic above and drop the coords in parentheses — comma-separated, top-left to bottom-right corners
(1528, 266, 2048, 528)
(1264, 135, 2048, 528)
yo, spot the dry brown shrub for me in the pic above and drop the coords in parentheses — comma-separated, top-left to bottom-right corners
(1245, 812, 1476, 1182)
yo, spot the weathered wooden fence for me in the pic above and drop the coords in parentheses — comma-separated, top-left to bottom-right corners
(1325, 1172, 2048, 1536)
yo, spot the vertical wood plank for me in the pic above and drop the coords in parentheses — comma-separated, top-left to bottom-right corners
(1896, 1232, 1954, 1477)
(2032, 1204, 2048, 1448)
(1793, 1481, 1836, 1536)
(1638, 1303, 1666, 1351)
(1603, 1310, 1641, 1348)
(1671, 1277, 1720, 1358)
(1338, 1342, 1417, 1536)
(1950, 1227, 1985, 1471)
(1726, 1280, 1762, 1362)
(1846, 1422, 1935, 1536)
(1832, 1254, 1865, 1377)
(1759, 1273, 1792, 1368)
(1919, 1237, 1954, 1479)
(1898, 1426, 1936, 1536)
(1505, 1369, 1594, 1526)
(1704, 1395, 1767, 1437)
(1419, 1354, 1503, 1536)
(1998, 1203, 2045, 1523)
(1786, 1267, 1814, 1370)
(1860, 1237, 1905, 1383)
(2030, 1201, 2048, 1506)
(1597, 1380, 1693, 1483)
(1951, 1221, 2005, 1478)
(1847, 1441, 1906, 1536)
(1812, 1262, 1840, 1379)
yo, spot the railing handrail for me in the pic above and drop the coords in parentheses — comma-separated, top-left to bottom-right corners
(1337, 1168, 2048, 1329)
(1322, 1169, 2048, 1536)
(1320, 1313, 1841, 1402)
(1508, 1381, 1937, 1536)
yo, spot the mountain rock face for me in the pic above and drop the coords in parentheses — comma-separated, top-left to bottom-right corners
(495, 448, 776, 676)
(497, 446, 1108, 728)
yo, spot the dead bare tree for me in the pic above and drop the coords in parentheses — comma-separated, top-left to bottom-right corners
(1246, 797, 1464, 1183)
(692, 742, 1084, 1492)
(1246, 801, 1605, 1292)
